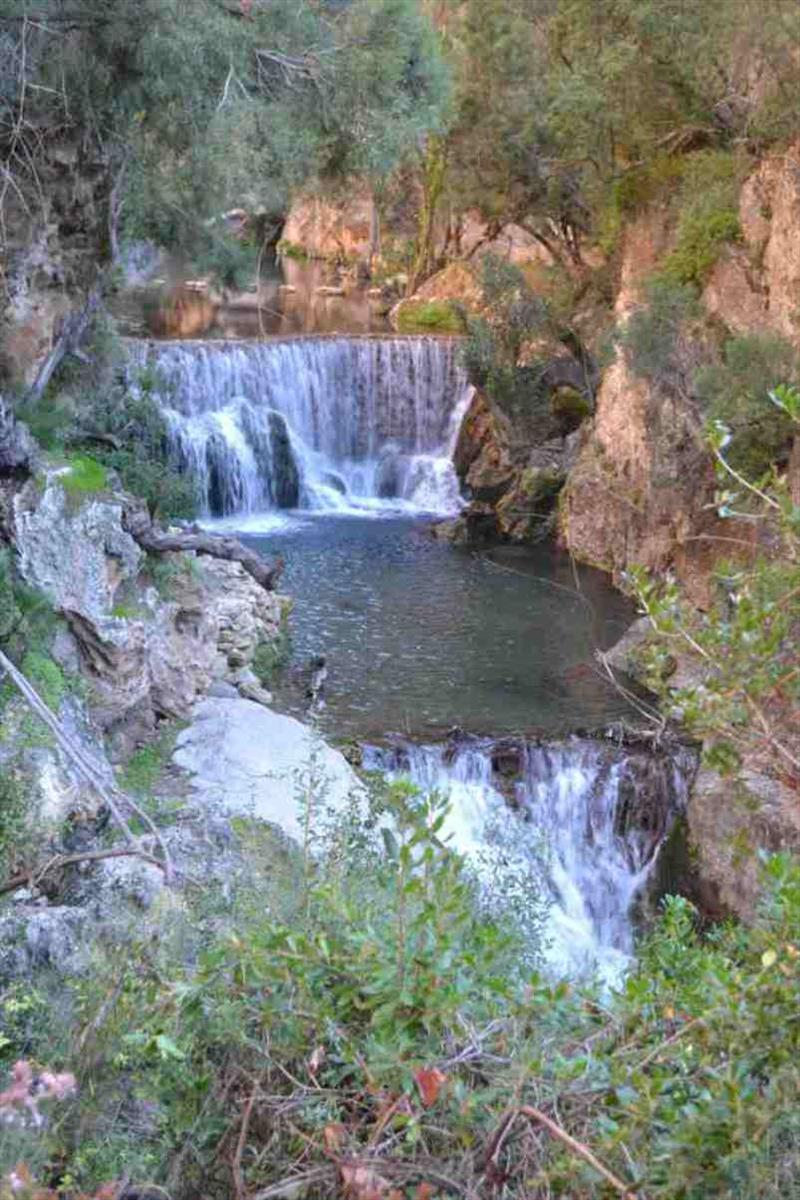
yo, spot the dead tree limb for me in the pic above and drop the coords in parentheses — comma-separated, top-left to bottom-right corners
(0, 649, 173, 882)
(0, 847, 166, 899)
(518, 1106, 639, 1198)
(123, 505, 284, 592)
(26, 284, 103, 404)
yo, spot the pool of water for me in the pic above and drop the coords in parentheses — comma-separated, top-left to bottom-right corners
(113, 254, 391, 340)
(241, 514, 638, 741)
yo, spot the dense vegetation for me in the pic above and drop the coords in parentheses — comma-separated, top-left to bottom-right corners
(1, 779, 800, 1199)
(0, 0, 448, 281)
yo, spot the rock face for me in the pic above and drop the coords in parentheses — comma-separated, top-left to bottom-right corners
(282, 186, 376, 261)
(687, 767, 800, 919)
(0, 398, 36, 474)
(563, 149, 800, 602)
(448, 389, 581, 542)
(173, 697, 364, 841)
(561, 212, 740, 605)
(390, 261, 483, 331)
(12, 475, 287, 752)
(14, 479, 144, 625)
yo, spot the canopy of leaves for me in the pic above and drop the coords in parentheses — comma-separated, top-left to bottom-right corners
(0, 0, 449, 267)
(435, 0, 800, 263)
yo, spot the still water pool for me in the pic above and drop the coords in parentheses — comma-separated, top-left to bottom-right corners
(242, 513, 638, 741)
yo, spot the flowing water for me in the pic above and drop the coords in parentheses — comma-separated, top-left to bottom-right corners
(128, 336, 471, 517)
(132, 331, 693, 982)
(365, 737, 693, 983)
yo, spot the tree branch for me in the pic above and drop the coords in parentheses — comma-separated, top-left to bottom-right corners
(0, 847, 166, 900)
(0, 649, 173, 881)
(518, 1106, 639, 1197)
(122, 504, 284, 593)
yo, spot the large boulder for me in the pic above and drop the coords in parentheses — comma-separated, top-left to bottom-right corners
(282, 186, 375, 261)
(173, 698, 364, 841)
(13, 476, 143, 624)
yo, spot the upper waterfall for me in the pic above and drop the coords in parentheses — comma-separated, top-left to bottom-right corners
(127, 336, 473, 519)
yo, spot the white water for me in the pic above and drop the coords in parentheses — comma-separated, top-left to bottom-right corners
(127, 336, 473, 518)
(365, 738, 692, 986)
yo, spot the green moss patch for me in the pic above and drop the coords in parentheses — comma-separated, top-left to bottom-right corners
(61, 454, 108, 496)
(396, 299, 464, 334)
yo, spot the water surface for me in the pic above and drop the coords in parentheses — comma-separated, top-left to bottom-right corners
(245, 514, 637, 740)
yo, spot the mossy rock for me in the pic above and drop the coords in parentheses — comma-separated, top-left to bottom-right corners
(550, 386, 592, 427)
(395, 300, 464, 335)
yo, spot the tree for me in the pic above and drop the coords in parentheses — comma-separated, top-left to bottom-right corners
(0, 0, 449, 278)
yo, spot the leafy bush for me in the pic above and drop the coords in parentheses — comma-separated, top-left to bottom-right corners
(461, 255, 560, 431)
(60, 455, 107, 497)
(396, 300, 464, 334)
(19, 652, 66, 712)
(662, 204, 741, 286)
(0, 772, 28, 878)
(15, 787, 800, 1199)
(619, 276, 703, 392)
(628, 383, 799, 779)
(252, 627, 292, 688)
(695, 333, 800, 476)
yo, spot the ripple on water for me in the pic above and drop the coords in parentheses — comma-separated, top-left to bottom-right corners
(244, 513, 640, 741)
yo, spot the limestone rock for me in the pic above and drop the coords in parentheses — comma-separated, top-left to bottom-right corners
(13, 477, 142, 624)
(282, 186, 375, 261)
(601, 617, 652, 683)
(201, 557, 285, 671)
(173, 698, 364, 841)
(0, 907, 92, 979)
(11, 477, 288, 751)
(0, 398, 37, 474)
(688, 767, 800, 919)
(390, 261, 483, 330)
(236, 680, 274, 707)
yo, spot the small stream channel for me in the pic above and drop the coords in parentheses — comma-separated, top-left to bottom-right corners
(124, 283, 692, 983)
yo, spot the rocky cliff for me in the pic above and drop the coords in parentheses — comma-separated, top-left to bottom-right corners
(562, 144, 800, 602)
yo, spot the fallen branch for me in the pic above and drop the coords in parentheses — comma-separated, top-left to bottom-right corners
(0, 649, 173, 881)
(232, 1084, 259, 1200)
(518, 1106, 639, 1198)
(123, 504, 284, 592)
(0, 846, 166, 899)
(251, 1167, 336, 1200)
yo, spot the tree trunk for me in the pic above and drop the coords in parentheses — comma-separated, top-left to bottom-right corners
(122, 504, 285, 592)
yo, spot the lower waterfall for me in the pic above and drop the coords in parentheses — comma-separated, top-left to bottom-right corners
(127, 336, 473, 519)
(364, 736, 693, 984)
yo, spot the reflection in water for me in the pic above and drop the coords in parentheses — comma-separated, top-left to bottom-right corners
(113, 254, 392, 340)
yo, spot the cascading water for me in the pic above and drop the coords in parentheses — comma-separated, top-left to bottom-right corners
(364, 736, 694, 985)
(126, 336, 473, 519)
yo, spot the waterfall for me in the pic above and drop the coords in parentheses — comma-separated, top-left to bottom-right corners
(364, 736, 693, 985)
(126, 336, 473, 519)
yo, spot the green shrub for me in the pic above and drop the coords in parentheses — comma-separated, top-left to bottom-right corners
(60, 455, 108, 496)
(0, 772, 28, 878)
(695, 333, 800, 477)
(661, 204, 741, 286)
(396, 299, 464, 333)
(0, 551, 23, 643)
(252, 627, 292, 687)
(119, 724, 182, 797)
(276, 239, 310, 261)
(20, 651, 66, 711)
(618, 276, 701, 389)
